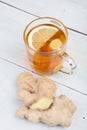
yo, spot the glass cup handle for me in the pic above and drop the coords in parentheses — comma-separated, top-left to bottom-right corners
(60, 52, 77, 74)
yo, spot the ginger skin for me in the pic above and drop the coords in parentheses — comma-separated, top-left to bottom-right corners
(16, 95, 76, 127)
(17, 72, 57, 105)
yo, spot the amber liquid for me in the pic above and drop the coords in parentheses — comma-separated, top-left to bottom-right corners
(25, 24, 66, 75)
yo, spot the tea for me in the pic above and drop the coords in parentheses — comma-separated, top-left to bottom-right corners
(25, 24, 66, 74)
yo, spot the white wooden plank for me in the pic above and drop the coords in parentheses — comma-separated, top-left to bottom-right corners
(0, 3, 87, 94)
(0, 58, 87, 130)
(1, 0, 87, 34)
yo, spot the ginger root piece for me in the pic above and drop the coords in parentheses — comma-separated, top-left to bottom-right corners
(17, 72, 57, 105)
(16, 95, 76, 127)
(30, 97, 53, 110)
(37, 77, 57, 99)
(17, 72, 37, 93)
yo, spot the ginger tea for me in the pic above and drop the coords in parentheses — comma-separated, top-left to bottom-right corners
(25, 24, 67, 75)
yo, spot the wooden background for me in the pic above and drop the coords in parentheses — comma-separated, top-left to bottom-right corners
(0, 0, 87, 130)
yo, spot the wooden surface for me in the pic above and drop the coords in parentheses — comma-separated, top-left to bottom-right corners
(0, 1, 87, 130)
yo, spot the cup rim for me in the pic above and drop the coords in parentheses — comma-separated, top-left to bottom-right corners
(23, 17, 68, 54)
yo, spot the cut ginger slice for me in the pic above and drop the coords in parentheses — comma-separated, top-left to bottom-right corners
(50, 39, 62, 50)
(30, 98, 53, 110)
(28, 25, 58, 50)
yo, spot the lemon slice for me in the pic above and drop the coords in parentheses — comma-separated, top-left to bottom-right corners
(28, 25, 58, 50)
(50, 39, 62, 50)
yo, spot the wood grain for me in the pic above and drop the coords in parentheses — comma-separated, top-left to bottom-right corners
(1, 0, 87, 34)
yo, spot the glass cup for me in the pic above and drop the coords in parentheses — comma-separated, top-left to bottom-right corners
(23, 17, 76, 75)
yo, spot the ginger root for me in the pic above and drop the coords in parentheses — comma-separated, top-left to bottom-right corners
(30, 97, 53, 110)
(16, 95, 76, 127)
(17, 72, 57, 105)
(16, 72, 76, 127)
